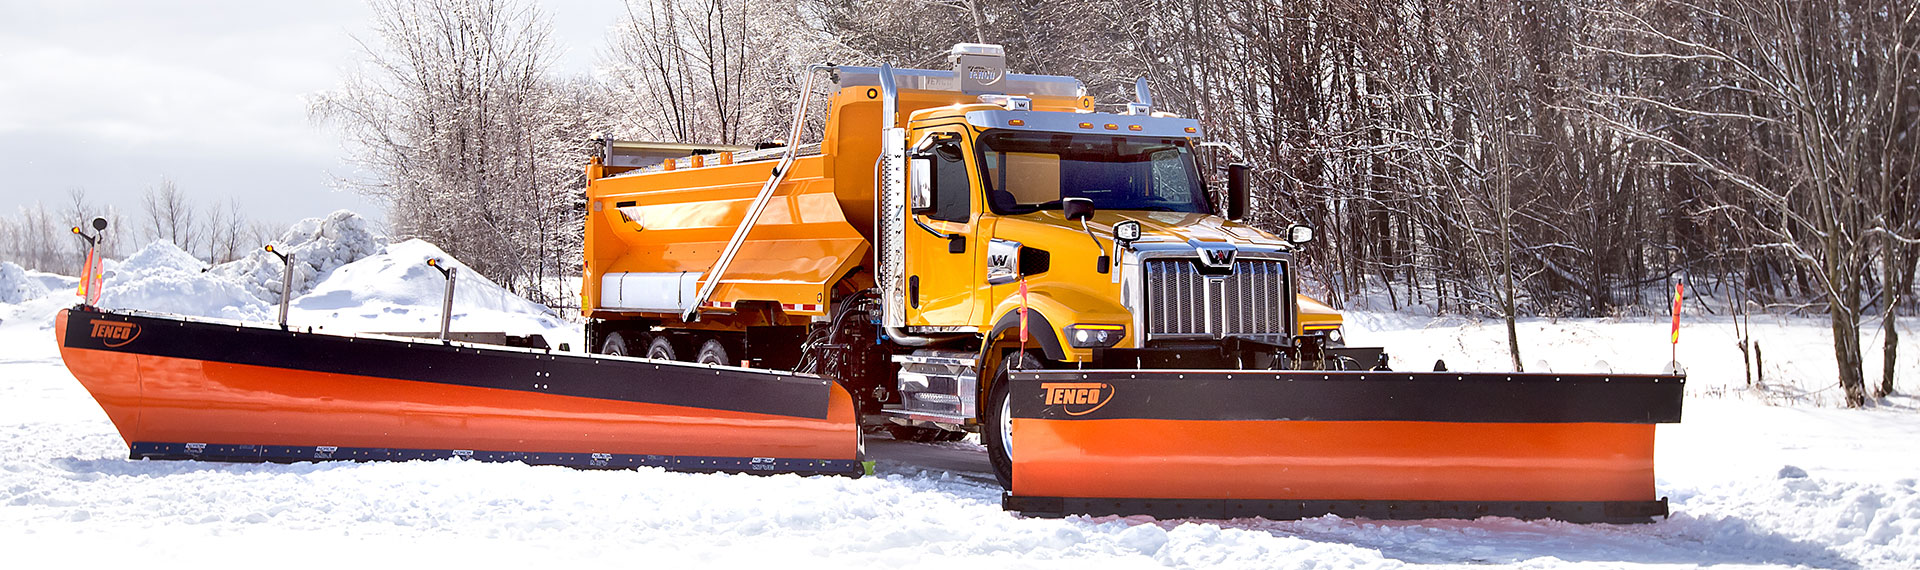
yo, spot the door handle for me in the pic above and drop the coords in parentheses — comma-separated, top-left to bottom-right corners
(913, 216, 967, 253)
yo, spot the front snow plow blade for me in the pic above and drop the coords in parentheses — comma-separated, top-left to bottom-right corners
(1002, 369, 1684, 523)
(56, 308, 863, 476)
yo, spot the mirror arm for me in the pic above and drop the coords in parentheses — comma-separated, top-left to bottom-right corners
(1078, 219, 1110, 274)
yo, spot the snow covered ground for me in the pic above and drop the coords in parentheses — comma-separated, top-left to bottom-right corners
(3, 223, 1917, 569)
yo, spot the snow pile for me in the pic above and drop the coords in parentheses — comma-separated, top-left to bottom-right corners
(26, 270, 77, 295)
(288, 239, 569, 338)
(96, 241, 272, 322)
(212, 210, 387, 304)
(46, 211, 570, 343)
(0, 261, 50, 304)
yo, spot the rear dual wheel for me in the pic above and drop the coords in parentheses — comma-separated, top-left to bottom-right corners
(646, 335, 680, 361)
(694, 338, 732, 366)
(600, 330, 638, 356)
(638, 335, 732, 365)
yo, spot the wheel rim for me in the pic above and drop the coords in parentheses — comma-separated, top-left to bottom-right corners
(997, 390, 1013, 459)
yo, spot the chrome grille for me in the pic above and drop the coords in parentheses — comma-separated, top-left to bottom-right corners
(1144, 258, 1290, 340)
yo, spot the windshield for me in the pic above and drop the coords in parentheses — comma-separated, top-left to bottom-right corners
(977, 131, 1211, 215)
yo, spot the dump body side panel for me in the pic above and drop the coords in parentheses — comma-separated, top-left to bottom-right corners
(585, 156, 867, 319)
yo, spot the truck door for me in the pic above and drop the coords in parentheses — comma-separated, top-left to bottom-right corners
(902, 126, 980, 326)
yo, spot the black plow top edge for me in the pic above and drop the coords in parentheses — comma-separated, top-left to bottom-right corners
(1008, 368, 1685, 424)
(61, 307, 834, 420)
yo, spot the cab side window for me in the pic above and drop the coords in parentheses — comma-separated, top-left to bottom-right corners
(928, 142, 972, 223)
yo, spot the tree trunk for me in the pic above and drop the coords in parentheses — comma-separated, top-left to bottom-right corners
(1833, 282, 1867, 407)
(1881, 249, 1900, 398)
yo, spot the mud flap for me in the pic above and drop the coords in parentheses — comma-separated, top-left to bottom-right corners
(1002, 368, 1684, 523)
(57, 308, 864, 477)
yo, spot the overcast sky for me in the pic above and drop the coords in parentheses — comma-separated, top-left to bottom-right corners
(0, 0, 625, 232)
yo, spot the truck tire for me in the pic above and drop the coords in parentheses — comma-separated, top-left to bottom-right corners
(695, 338, 731, 366)
(600, 330, 636, 356)
(983, 350, 1040, 489)
(646, 335, 681, 361)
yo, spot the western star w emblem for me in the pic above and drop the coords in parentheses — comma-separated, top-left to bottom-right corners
(1041, 382, 1115, 416)
(1194, 242, 1238, 269)
(88, 319, 140, 348)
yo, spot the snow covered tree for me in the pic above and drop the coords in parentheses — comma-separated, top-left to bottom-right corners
(603, 0, 825, 145)
(311, 0, 594, 304)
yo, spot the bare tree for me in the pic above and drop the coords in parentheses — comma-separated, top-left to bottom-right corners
(605, 0, 823, 145)
(312, 0, 592, 300)
(141, 178, 198, 255)
(1585, 0, 1918, 406)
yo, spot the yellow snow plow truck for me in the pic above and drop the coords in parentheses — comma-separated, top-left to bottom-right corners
(580, 44, 1683, 523)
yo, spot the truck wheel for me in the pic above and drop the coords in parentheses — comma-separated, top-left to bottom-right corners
(695, 338, 731, 366)
(646, 335, 681, 361)
(600, 330, 636, 356)
(984, 351, 1039, 489)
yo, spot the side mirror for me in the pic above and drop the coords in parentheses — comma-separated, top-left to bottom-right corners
(1226, 163, 1250, 221)
(1063, 197, 1095, 221)
(910, 157, 934, 214)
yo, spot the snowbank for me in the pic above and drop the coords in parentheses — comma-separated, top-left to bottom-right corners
(96, 241, 272, 322)
(289, 239, 568, 338)
(40, 211, 571, 344)
(211, 210, 387, 304)
(0, 262, 50, 304)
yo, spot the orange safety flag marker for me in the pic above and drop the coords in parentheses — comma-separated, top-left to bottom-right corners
(1670, 281, 1684, 344)
(76, 248, 92, 300)
(1019, 278, 1030, 344)
(1669, 281, 1684, 366)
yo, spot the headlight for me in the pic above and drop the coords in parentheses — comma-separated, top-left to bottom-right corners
(1065, 324, 1126, 348)
(1113, 220, 1141, 243)
(1286, 224, 1314, 244)
(1326, 327, 1344, 345)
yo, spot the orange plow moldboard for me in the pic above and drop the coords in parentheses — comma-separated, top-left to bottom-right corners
(1004, 368, 1684, 523)
(55, 308, 863, 475)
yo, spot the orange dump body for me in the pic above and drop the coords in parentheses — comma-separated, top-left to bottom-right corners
(58, 308, 862, 474)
